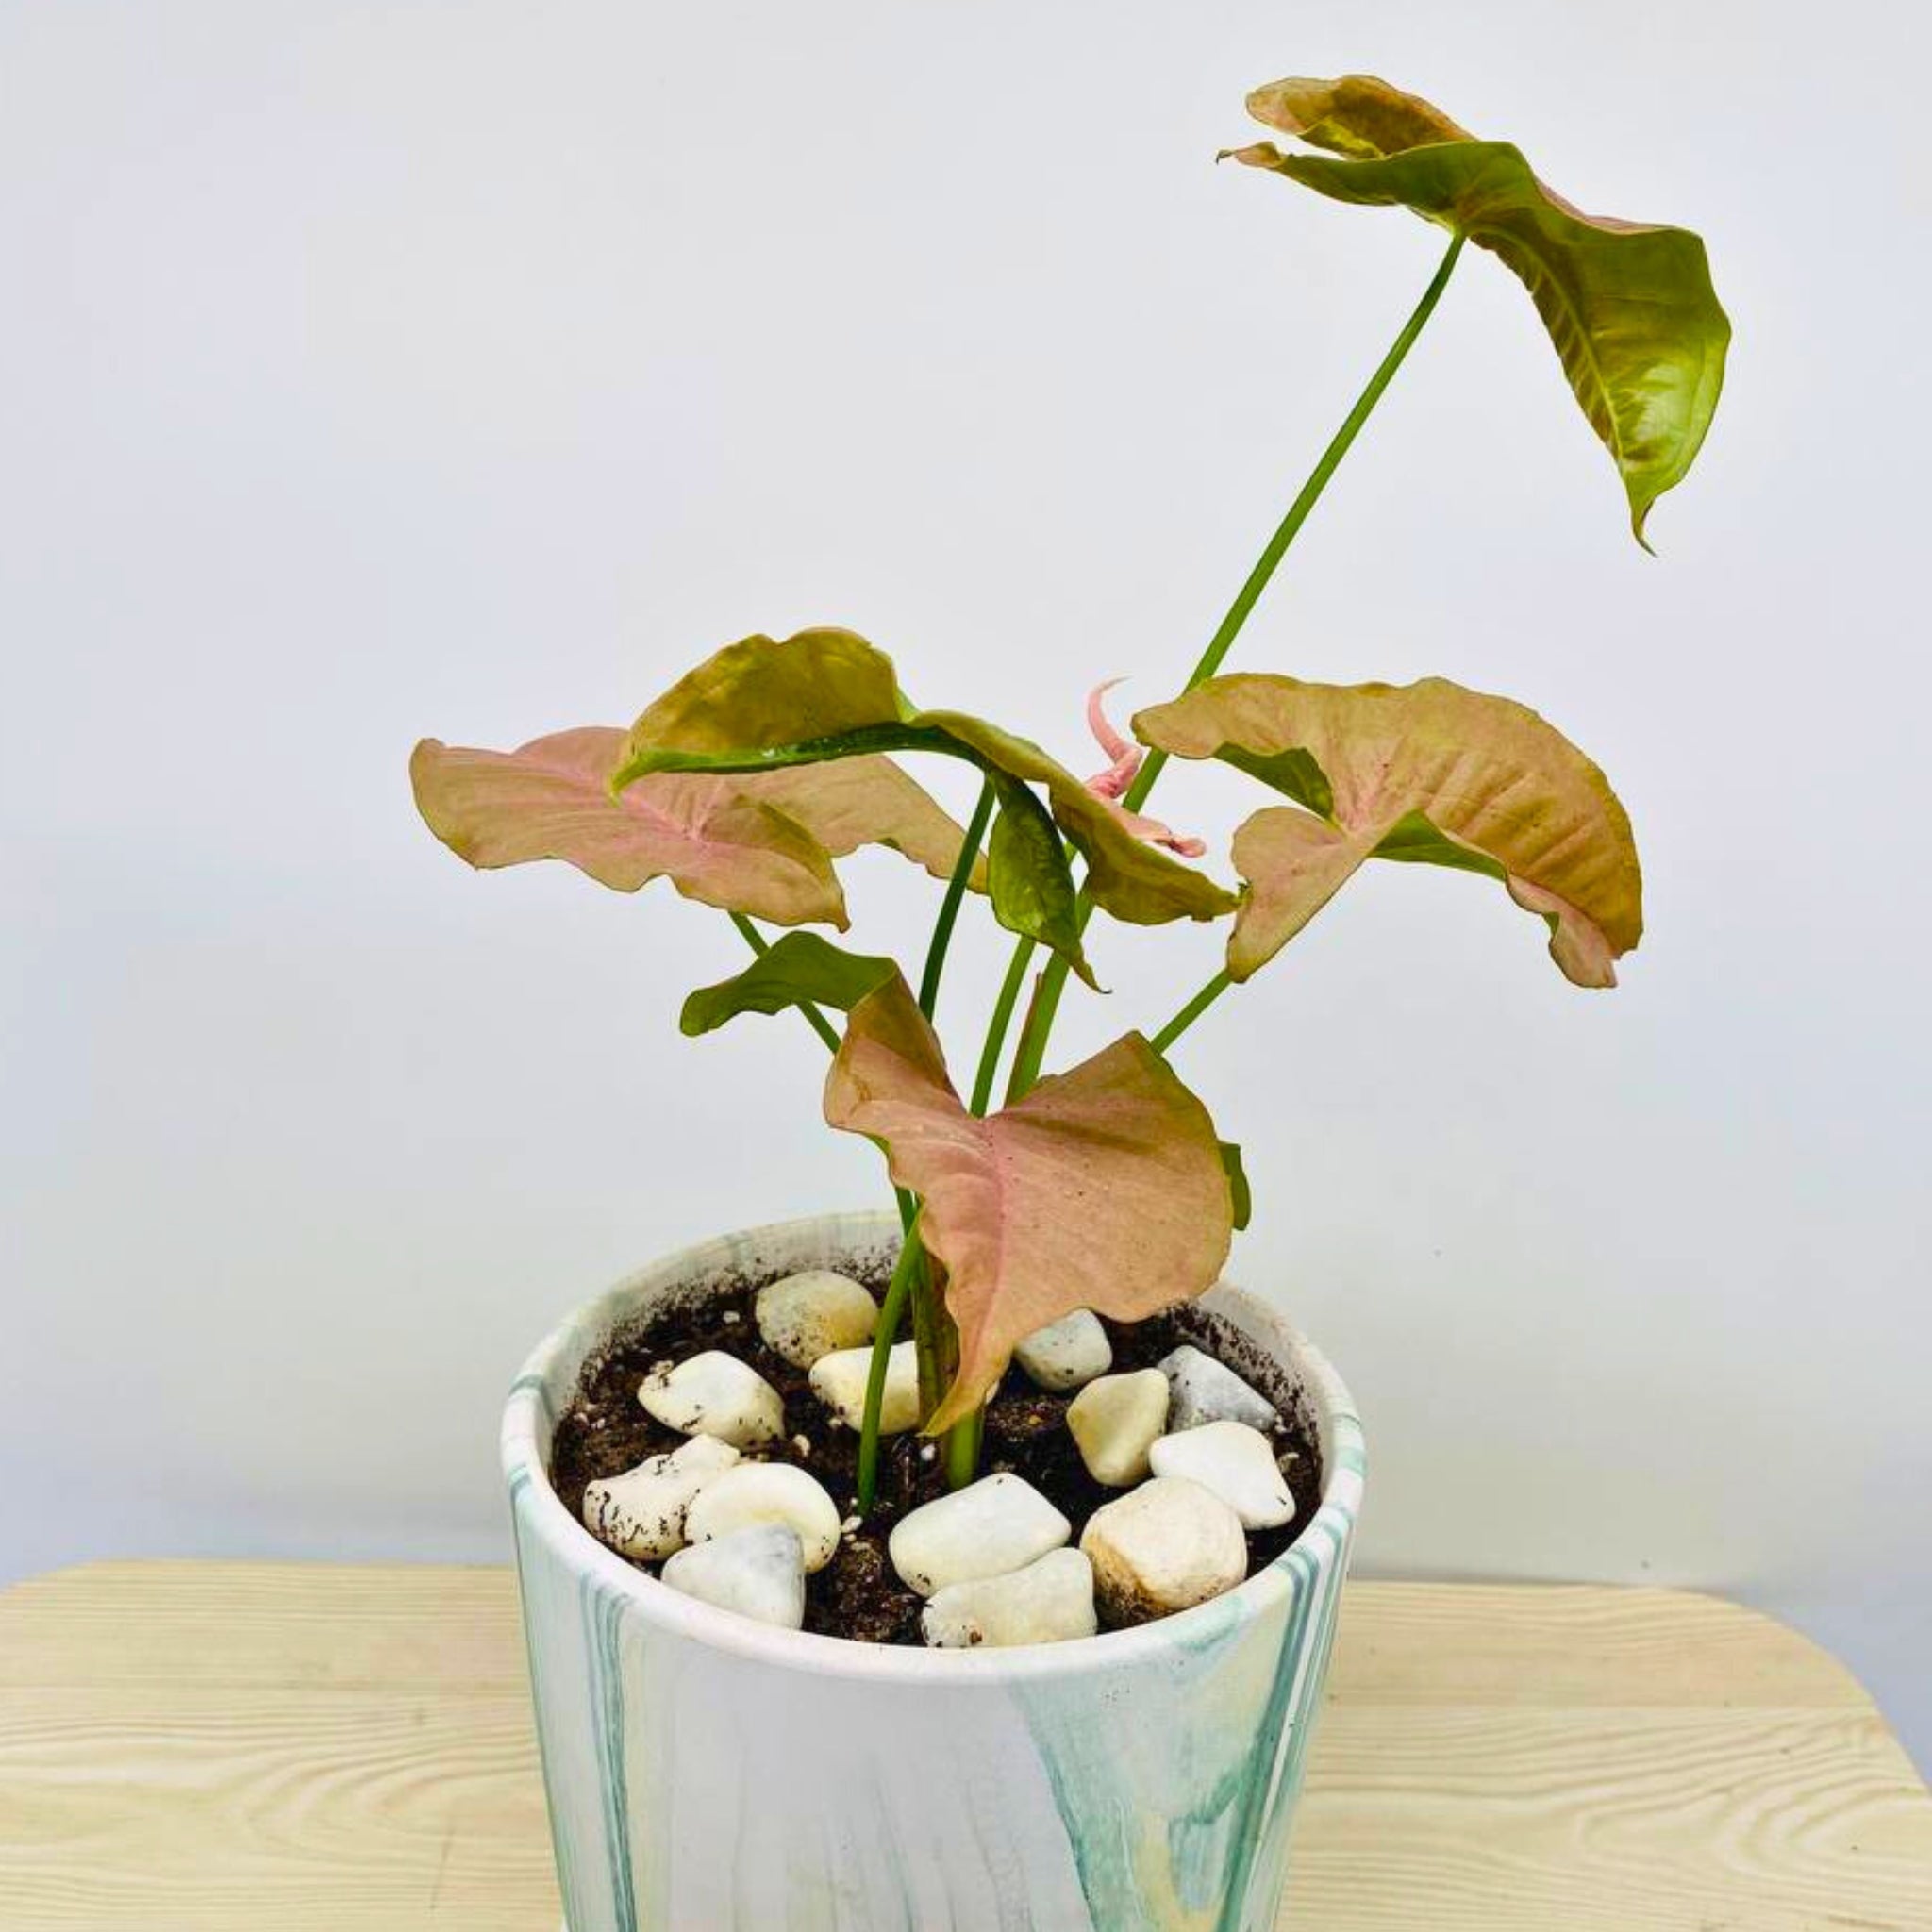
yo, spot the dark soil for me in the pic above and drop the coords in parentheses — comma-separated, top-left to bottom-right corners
(548, 1258, 1324, 1646)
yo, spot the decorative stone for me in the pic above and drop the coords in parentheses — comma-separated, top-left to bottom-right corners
(1065, 1368, 1170, 1488)
(660, 1524, 806, 1629)
(1148, 1420, 1295, 1529)
(580, 1436, 740, 1559)
(922, 1548, 1098, 1649)
(888, 1473, 1072, 1598)
(684, 1461, 842, 1574)
(755, 1270, 879, 1369)
(1081, 1475, 1248, 1625)
(809, 1339, 921, 1435)
(638, 1351, 785, 1450)
(1013, 1309, 1113, 1392)
(1158, 1344, 1277, 1434)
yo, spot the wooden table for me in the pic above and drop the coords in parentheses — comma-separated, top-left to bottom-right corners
(1, 1563, 1926, 1929)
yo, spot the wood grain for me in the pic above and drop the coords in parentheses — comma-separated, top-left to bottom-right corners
(0, 1562, 1924, 1931)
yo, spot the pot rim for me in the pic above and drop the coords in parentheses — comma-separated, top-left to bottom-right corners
(502, 1208, 1365, 1684)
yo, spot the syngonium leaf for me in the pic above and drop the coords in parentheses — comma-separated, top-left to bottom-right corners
(823, 972, 1236, 1432)
(1135, 674, 1642, 987)
(1220, 1141, 1253, 1231)
(611, 628, 1238, 985)
(1229, 74, 1730, 547)
(679, 931, 899, 1037)
(410, 725, 981, 929)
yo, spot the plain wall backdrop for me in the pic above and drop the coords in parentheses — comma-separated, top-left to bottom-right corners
(4, 1, 1927, 1766)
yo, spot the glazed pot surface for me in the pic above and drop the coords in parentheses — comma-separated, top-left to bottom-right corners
(504, 1210, 1365, 1932)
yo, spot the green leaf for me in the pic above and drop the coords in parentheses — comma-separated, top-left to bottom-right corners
(1231, 74, 1730, 546)
(679, 931, 901, 1037)
(1135, 673, 1642, 987)
(823, 974, 1234, 1431)
(984, 774, 1097, 989)
(1220, 1141, 1253, 1231)
(612, 630, 1238, 982)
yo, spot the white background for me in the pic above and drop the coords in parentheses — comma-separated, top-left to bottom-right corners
(4, 2, 1926, 1767)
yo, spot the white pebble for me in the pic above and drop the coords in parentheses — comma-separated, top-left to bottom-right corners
(1081, 1476, 1248, 1626)
(579, 1436, 740, 1559)
(638, 1351, 785, 1450)
(1065, 1369, 1171, 1488)
(810, 1339, 921, 1435)
(922, 1548, 1098, 1649)
(888, 1473, 1071, 1598)
(1013, 1309, 1113, 1391)
(1158, 1344, 1278, 1434)
(661, 1524, 805, 1630)
(684, 1461, 842, 1573)
(1148, 1420, 1295, 1529)
(755, 1270, 879, 1369)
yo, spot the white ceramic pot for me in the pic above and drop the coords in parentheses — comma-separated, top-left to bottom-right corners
(503, 1210, 1365, 1932)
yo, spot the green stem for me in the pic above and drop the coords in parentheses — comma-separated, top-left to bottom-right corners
(918, 778, 996, 1021)
(1150, 969, 1233, 1056)
(944, 1407, 982, 1491)
(857, 1219, 924, 1514)
(972, 934, 1036, 1115)
(1002, 953, 1057, 1106)
(1003, 230, 1466, 1097)
(728, 912, 841, 1053)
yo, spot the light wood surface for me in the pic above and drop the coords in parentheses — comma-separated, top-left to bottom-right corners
(0, 1562, 1924, 1929)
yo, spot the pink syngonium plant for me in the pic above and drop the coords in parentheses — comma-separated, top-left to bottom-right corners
(409, 70, 1727, 1497)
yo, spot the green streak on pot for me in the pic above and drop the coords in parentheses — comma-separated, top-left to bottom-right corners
(1248, 1524, 1351, 1920)
(581, 1575, 638, 1930)
(509, 1371, 556, 1424)
(1211, 1557, 1319, 1932)
(1019, 1613, 1268, 1932)
(508, 1471, 576, 1921)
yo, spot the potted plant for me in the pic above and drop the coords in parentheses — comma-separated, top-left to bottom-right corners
(412, 74, 1727, 1932)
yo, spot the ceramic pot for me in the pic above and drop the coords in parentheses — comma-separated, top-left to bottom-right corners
(503, 1209, 1365, 1932)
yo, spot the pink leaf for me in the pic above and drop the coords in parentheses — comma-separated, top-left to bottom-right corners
(1136, 675, 1641, 986)
(823, 975, 1234, 1431)
(411, 728, 847, 926)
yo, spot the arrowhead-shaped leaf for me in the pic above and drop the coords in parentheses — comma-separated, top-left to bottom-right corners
(823, 974, 1235, 1431)
(1135, 674, 1641, 987)
(410, 728, 848, 926)
(1231, 74, 1730, 545)
(411, 726, 983, 927)
(612, 630, 1238, 984)
(680, 931, 900, 1037)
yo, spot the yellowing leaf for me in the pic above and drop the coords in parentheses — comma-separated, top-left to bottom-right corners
(823, 974, 1234, 1430)
(411, 727, 982, 926)
(919, 708, 1236, 928)
(629, 626, 906, 753)
(613, 629, 1237, 982)
(1135, 675, 1641, 987)
(1231, 74, 1730, 545)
